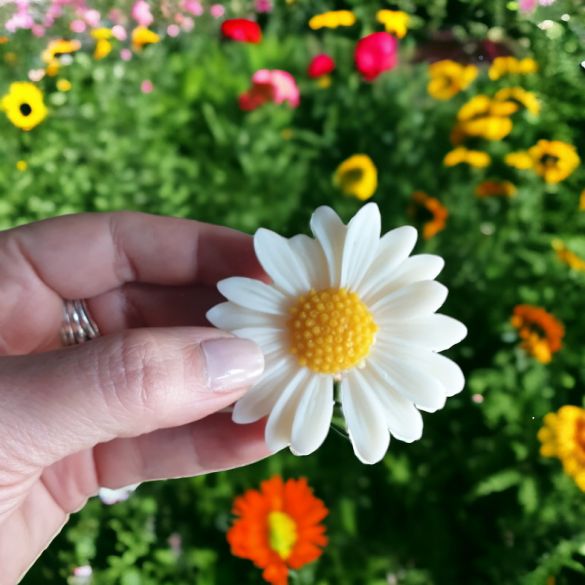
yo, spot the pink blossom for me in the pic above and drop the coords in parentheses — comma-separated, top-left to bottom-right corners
(31, 24, 45, 37)
(5, 4, 34, 33)
(255, 0, 273, 13)
(83, 9, 101, 27)
(70, 19, 86, 33)
(120, 48, 133, 61)
(354, 32, 398, 81)
(181, 0, 203, 16)
(210, 4, 225, 19)
(519, 0, 538, 11)
(131, 0, 153, 27)
(141, 79, 154, 93)
(167, 24, 180, 37)
(240, 69, 300, 111)
(180, 16, 194, 31)
(28, 69, 46, 82)
(112, 24, 127, 41)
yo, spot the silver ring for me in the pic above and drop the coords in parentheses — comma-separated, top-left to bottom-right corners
(61, 299, 101, 346)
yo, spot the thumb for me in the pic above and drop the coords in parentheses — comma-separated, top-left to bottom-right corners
(0, 328, 264, 469)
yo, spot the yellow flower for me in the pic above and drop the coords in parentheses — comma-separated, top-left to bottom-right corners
(538, 406, 585, 491)
(456, 95, 514, 141)
(42, 39, 81, 64)
(409, 192, 448, 239)
(132, 26, 161, 51)
(94, 39, 113, 60)
(580, 189, 585, 211)
(505, 152, 534, 170)
(494, 87, 540, 115)
(333, 154, 377, 201)
(16, 160, 27, 171)
(511, 305, 564, 364)
(376, 10, 409, 38)
(56, 79, 72, 92)
(309, 10, 356, 30)
(506, 141, 580, 183)
(488, 56, 538, 80)
(444, 147, 491, 168)
(475, 180, 517, 198)
(552, 239, 585, 272)
(91, 28, 113, 41)
(1, 82, 48, 131)
(427, 60, 478, 100)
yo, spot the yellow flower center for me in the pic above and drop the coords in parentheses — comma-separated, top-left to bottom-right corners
(288, 288, 378, 375)
(267, 511, 297, 560)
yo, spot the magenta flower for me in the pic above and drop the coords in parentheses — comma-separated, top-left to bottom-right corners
(131, 0, 154, 27)
(354, 32, 398, 81)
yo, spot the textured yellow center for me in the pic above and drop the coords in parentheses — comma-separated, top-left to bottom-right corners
(288, 288, 378, 374)
(267, 511, 297, 559)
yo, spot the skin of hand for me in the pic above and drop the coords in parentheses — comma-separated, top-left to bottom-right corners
(0, 212, 270, 584)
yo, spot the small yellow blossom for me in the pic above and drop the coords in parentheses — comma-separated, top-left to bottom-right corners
(1, 82, 48, 131)
(505, 152, 534, 170)
(56, 79, 72, 92)
(444, 147, 491, 168)
(489, 56, 538, 80)
(309, 10, 356, 30)
(16, 160, 27, 171)
(42, 39, 81, 64)
(376, 10, 409, 38)
(538, 406, 585, 491)
(132, 26, 161, 51)
(494, 87, 540, 116)
(580, 190, 585, 211)
(552, 239, 585, 272)
(333, 154, 377, 201)
(428, 60, 478, 100)
(456, 95, 514, 141)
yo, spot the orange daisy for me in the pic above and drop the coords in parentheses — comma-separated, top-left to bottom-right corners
(409, 191, 448, 239)
(227, 476, 328, 585)
(511, 304, 564, 364)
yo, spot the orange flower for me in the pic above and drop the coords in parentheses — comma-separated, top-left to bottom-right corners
(409, 191, 448, 239)
(511, 304, 564, 364)
(475, 180, 517, 198)
(227, 477, 328, 585)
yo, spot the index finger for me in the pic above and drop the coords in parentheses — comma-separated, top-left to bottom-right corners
(0, 212, 263, 353)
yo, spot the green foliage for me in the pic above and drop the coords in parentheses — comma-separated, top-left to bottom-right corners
(2, 1, 585, 584)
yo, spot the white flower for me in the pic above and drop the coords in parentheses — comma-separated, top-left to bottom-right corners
(207, 203, 467, 464)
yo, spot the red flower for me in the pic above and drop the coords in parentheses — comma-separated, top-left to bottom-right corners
(221, 18, 262, 43)
(307, 54, 336, 78)
(354, 32, 398, 81)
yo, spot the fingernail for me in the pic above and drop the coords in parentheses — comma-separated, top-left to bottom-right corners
(201, 337, 264, 392)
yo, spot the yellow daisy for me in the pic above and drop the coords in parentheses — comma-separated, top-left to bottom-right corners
(488, 56, 538, 80)
(132, 26, 161, 51)
(494, 87, 540, 116)
(538, 406, 585, 491)
(427, 60, 478, 101)
(444, 147, 491, 168)
(376, 10, 409, 38)
(551, 239, 585, 272)
(1, 82, 48, 131)
(333, 154, 378, 201)
(309, 10, 356, 30)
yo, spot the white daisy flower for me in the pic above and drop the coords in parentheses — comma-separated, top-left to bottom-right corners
(207, 203, 467, 464)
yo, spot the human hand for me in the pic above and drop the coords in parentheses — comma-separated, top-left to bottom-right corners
(0, 212, 268, 584)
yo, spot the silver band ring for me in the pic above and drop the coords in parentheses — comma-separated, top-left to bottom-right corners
(61, 299, 101, 346)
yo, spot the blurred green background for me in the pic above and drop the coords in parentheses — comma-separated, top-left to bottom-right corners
(2, 0, 585, 583)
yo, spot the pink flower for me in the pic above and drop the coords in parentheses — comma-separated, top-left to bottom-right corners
(131, 0, 153, 27)
(112, 24, 127, 41)
(210, 4, 225, 19)
(120, 48, 133, 61)
(70, 19, 86, 33)
(239, 69, 300, 111)
(181, 0, 203, 16)
(141, 80, 154, 93)
(519, 0, 538, 11)
(83, 9, 101, 27)
(354, 32, 398, 81)
(308, 54, 335, 78)
(31, 24, 45, 37)
(167, 24, 180, 37)
(255, 0, 273, 13)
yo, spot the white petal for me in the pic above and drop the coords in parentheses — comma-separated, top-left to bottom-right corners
(380, 314, 467, 352)
(310, 206, 346, 287)
(254, 229, 312, 296)
(364, 254, 444, 306)
(368, 352, 446, 412)
(289, 234, 329, 291)
(217, 277, 288, 315)
(371, 281, 448, 320)
(265, 369, 312, 452)
(375, 341, 465, 397)
(358, 226, 418, 300)
(290, 375, 334, 456)
(206, 302, 278, 331)
(232, 326, 283, 353)
(341, 371, 390, 464)
(360, 365, 423, 443)
(233, 357, 298, 423)
(340, 203, 381, 290)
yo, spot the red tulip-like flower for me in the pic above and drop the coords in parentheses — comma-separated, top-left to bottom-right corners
(221, 18, 262, 43)
(354, 32, 398, 81)
(307, 54, 336, 78)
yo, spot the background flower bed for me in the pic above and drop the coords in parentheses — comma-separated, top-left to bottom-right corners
(1, 0, 585, 583)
